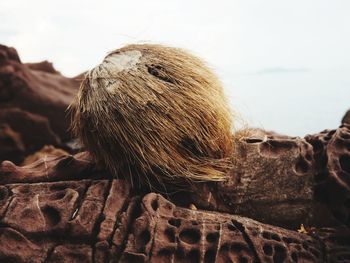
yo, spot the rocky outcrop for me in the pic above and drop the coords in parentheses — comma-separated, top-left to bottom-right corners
(25, 61, 61, 74)
(21, 145, 68, 166)
(0, 125, 350, 262)
(0, 178, 348, 263)
(306, 124, 350, 226)
(0, 108, 60, 163)
(1, 43, 350, 262)
(342, 110, 350, 125)
(0, 44, 80, 163)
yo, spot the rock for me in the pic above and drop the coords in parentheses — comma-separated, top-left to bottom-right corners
(48, 244, 93, 263)
(1, 127, 350, 230)
(25, 61, 60, 74)
(0, 44, 20, 63)
(214, 134, 316, 228)
(120, 193, 325, 262)
(0, 123, 25, 163)
(0, 151, 95, 184)
(0, 227, 49, 263)
(342, 109, 350, 124)
(0, 45, 79, 149)
(0, 108, 60, 163)
(306, 125, 350, 226)
(0, 176, 348, 262)
(22, 145, 68, 166)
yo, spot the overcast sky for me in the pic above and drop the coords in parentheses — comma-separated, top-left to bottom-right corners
(1, 0, 350, 136)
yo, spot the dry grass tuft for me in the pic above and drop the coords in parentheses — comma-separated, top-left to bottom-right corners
(70, 44, 236, 189)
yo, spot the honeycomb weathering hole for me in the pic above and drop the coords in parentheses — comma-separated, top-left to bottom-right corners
(206, 232, 219, 243)
(230, 242, 246, 253)
(49, 191, 66, 201)
(204, 249, 216, 263)
(179, 228, 201, 244)
(157, 249, 172, 261)
(168, 218, 181, 227)
(245, 138, 263, 144)
(262, 231, 281, 241)
(138, 230, 151, 246)
(50, 184, 69, 191)
(295, 157, 310, 174)
(187, 249, 200, 263)
(227, 223, 237, 231)
(42, 206, 61, 227)
(340, 154, 350, 174)
(273, 245, 287, 263)
(263, 244, 273, 256)
(340, 131, 350, 140)
(0, 187, 8, 201)
(151, 199, 159, 211)
(164, 228, 176, 242)
(259, 140, 295, 157)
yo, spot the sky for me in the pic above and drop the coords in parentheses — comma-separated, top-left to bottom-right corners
(1, 0, 350, 136)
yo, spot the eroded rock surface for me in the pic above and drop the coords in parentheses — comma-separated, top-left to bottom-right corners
(0, 125, 350, 262)
(306, 124, 350, 226)
(216, 134, 316, 228)
(0, 178, 348, 263)
(0, 44, 80, 163)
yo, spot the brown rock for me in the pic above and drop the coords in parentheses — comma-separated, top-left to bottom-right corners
(0, 151, 94, 184)
(0, 44, 20, 63)
(0, 126, 349, 261)
(313, 227, 350, 262)
(0, 45, 79, 148)
(0, 227, 48, 263)
(0, 123, 25, 162)
(0, 176, 347, 262)
(22, 145, 68, 166)
(25, 61, 60, 74)
(216, 135, 315, 228)
(0, 108, 60, 163)
(118, 193, 324, 262)
(306, 125, 350, 226)
(342, 109, 350, 124)
(47, 244, 92, 263)
(3, 181, 86, 234)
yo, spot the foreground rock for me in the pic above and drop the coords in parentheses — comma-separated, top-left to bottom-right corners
(0, 178, 349, 263)
(0, 125, 350, 262)
(0, 44, 80, 163)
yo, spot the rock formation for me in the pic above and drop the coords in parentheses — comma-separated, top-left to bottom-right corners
(0, 44, 80, 164)
(342, 109, 350, 125)
(0, 125, 349, 262)
(0, 44, 350, 262)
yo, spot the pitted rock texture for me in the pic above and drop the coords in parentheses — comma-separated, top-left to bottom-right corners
(0, 125, 350, 262)
(1, 127, 350, 229)
(120, 193, 325, 263)
(0, 103, 349, 263)
(0, 178, 348, 263)
(0, 151, 96, 184)
(306, 124, 350, 226)
(0, 44, 80, 163)
(216, 134, 316, 228)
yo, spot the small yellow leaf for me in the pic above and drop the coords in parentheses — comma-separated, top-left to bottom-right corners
(189, 204, 197, 210)
(297, 224, 308, 234)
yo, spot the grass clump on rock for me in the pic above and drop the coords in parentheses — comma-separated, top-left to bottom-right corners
(71, 44, 235, 188)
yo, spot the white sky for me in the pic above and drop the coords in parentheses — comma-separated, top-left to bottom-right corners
(1, 0, 350, 136)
